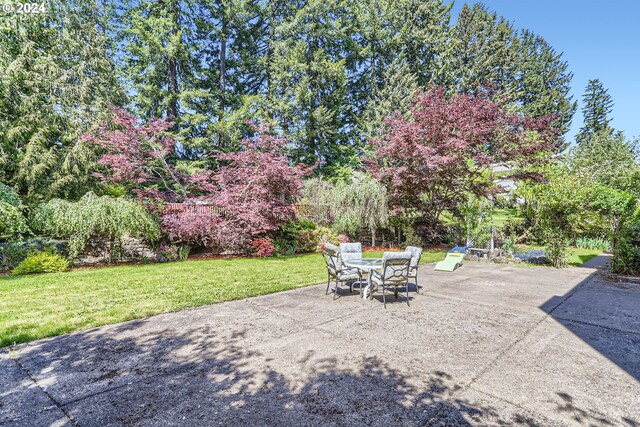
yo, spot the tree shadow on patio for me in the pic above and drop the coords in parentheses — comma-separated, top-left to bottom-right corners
(9, 316, 551, 426)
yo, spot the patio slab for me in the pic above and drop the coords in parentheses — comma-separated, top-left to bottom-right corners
(0, 354, 70, 427)
(2, 258, 639, 426)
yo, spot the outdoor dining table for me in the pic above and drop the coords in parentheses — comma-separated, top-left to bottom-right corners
(343, 258, 383, 300)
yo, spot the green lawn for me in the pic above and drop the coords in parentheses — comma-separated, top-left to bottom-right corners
(516, 245, 603, 267)
(492, 208, 521, 226)
(0, 249, 446, 347)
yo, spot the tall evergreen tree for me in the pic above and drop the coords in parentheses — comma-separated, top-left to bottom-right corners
(441, 4, 575, 145)
(571, 131, 640, 195)
(396, 0, 452, 87)
(0, 0, 125, 203)
(516, 30, 576, 141)
(358, 56, 418, 140)
(442, 3, 520, 94)
(119, 0, 211, 152)
(576, 78, 614, 144)
(269, 0, 349, 172)
(195, 0, 273, 152)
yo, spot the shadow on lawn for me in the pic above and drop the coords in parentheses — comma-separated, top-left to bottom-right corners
(10, 318, 549, 426)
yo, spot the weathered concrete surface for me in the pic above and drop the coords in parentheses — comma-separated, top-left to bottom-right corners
(0, 354, 70, 426)
(1, 257, 639, 426)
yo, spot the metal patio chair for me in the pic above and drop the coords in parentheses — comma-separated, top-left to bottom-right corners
(338, 242, 364, 293)
(404, 246, 423, 294)
(323, 243, 361, 299)
(339, 242, 362, 263)
(369, 251, 412, 308)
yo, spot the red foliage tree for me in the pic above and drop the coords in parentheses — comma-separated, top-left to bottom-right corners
(209, 129, 310, 252)
(82, 107, 215, 203)
(367, 86, 558, 241)
(85, 109, 309, 253)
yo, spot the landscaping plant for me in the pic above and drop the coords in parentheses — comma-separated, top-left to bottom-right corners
(502, 236, 517, 255)
(32, 193, 160, 261)
(0, 238, 66, 273)
(0, 182, 29, 239)
(12, 251, 69, 275)
(544, 230, 569, 268)
(367, 86, 557, 243)
(252, 237, 275, 257)
(88, 113, 309, 254)
(576, 237, 611, 252)
(611, 212, 640, 276)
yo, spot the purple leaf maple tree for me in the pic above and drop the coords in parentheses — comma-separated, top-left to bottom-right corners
(84, 108, 308, 253)
(367, 86, 558, 240)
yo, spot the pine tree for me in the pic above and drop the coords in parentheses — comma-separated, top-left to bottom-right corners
(196, 0, 273, 152)
(0, 0, 125, 203)
(516, 30, 576, 143)
(358, 56, 418, 140)
(442, 3, 520, 94)
(119, 0, 211, 152)
(395, 0, 452, 87)
(576, 79, 614, 144)
(268, 0, 349, 172)
(440, 5, 575, 146)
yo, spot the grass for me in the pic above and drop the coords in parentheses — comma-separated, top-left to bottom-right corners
(516, 244, 603, 267)
(0, 249, 446, 347)
(492, 208, 521, 227)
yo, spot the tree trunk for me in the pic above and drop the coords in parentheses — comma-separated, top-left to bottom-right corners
(167, 0, 179, 120)
(219, 5, 227, 115)
(267, 0, 275, 101)
(371, 227, 376, 248)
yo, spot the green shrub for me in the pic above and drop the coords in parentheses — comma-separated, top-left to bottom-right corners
(32, 193, 160, 260)
(0, 183, 29, 238)
(0, 181, 21, 207)
(611, 221, 640, 276)
(0, 202, 30, 238)
(0, 238, 66, 272)
(275, 219, 319, 254)
(502, 218, 525, 241)
(314, 226, 341, 252)
(12, 251, 69, 275)
(576, 236, 611, 252)
(273, 238, 296, 256)
(0, 241, 28, 272)
(544, 230, 569, 268)
(294, 231, 319, 253)
(502, 235, 516, 255)
(403, 225, 423, 247)
(177, 245, 190, 261)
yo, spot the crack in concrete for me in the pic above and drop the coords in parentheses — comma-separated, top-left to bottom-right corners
(11, 356, 77, 426)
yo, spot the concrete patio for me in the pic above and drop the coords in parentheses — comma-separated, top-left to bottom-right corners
(2, 258, 639, 426)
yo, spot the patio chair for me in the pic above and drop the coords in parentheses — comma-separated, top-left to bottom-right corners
(404, 246, 423, 293)
(339, 242, 362, 263)
(323, 243, 361, 299)
(434, 252, 464, 271)
(369, 251, 412, 308)
(338, 242, 364, 292)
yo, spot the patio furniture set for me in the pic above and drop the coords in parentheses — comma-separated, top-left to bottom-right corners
(322, 243, 422, 308)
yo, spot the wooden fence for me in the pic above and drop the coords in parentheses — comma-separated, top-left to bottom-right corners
(164, 203, 331, 224)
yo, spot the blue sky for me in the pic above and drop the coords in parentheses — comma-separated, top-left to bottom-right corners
(450, 0, 640, 142)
